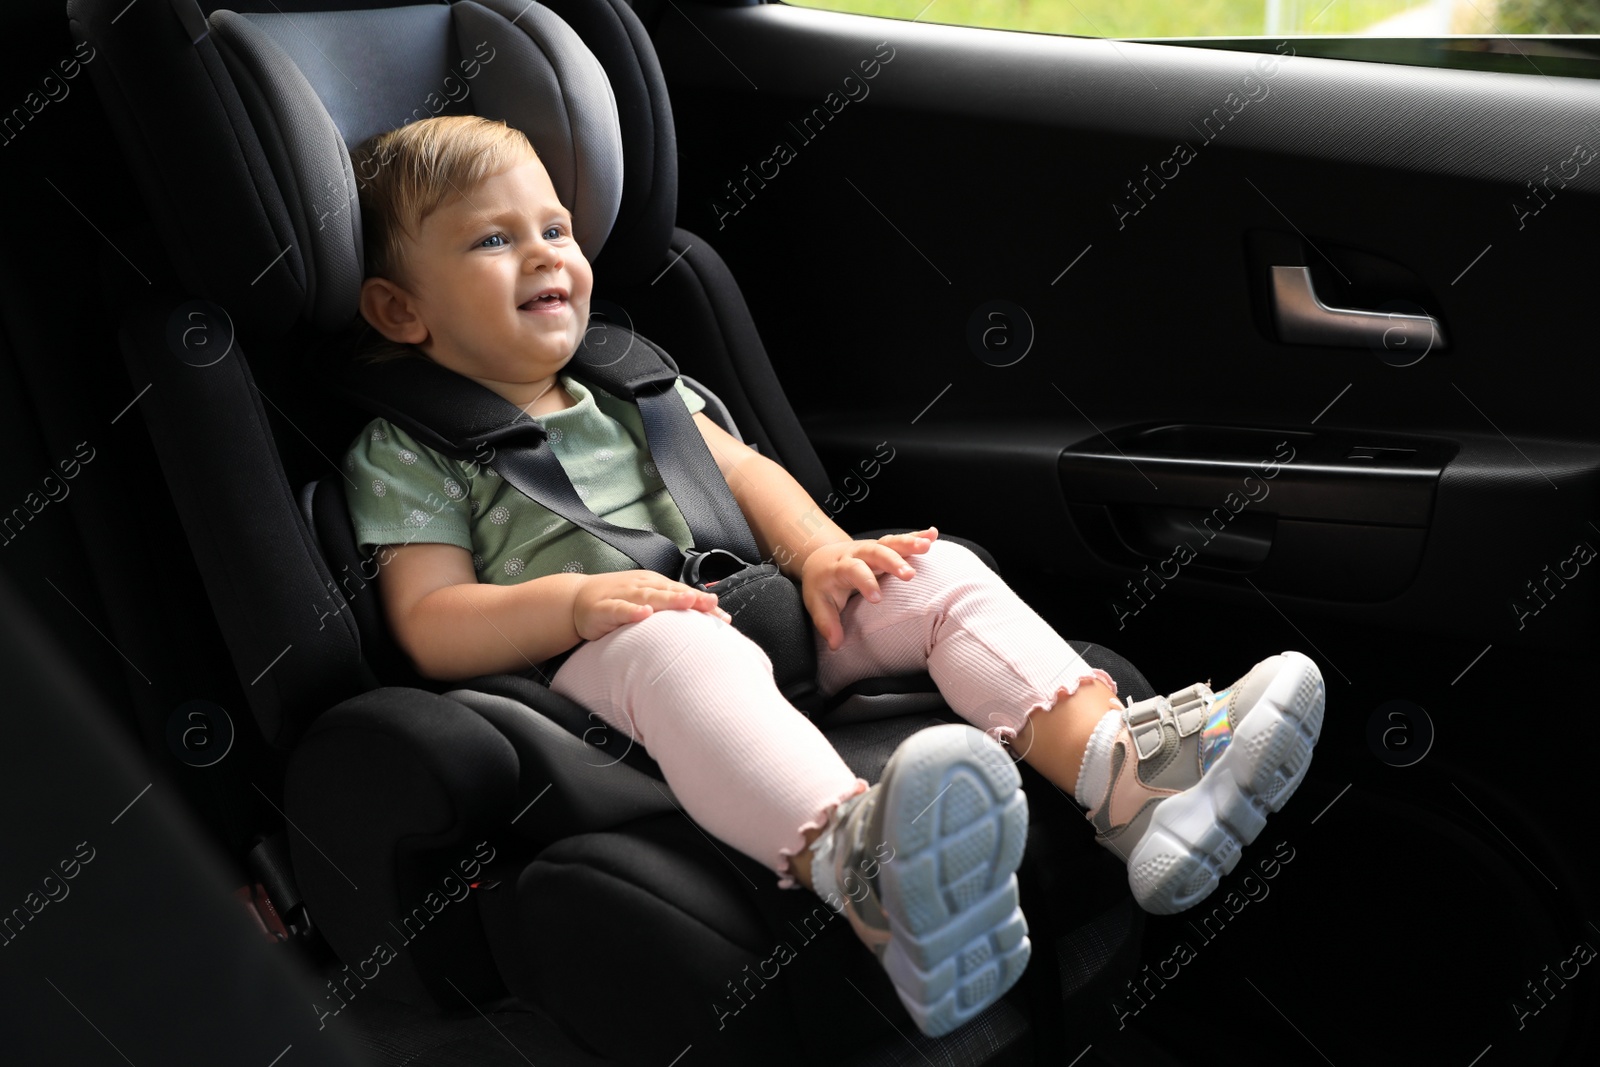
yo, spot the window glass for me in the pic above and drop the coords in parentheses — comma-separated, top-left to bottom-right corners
(781, 0, 1596, 39)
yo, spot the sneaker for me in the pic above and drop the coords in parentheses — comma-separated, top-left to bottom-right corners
(807, 723, 1031, 1038)
(1085, 651, 1325, 915)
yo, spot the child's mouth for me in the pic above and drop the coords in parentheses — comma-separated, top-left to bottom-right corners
(519, 293, 568, 315)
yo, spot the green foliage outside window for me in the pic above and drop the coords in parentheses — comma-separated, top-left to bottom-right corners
(782, 0, 1596, 38)
(1496, 0, 1600, 32)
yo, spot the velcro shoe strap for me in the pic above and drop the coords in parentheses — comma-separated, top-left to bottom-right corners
(1165, 684, 1213, 738)
(1121, 684, 1215, 760)
(1123, 695, 1170, 760)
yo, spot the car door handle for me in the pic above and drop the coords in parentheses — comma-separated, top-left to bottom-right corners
(1270, 265, 1447, 351)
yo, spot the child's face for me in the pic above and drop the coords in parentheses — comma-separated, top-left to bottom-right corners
(367, 156, 593, 405)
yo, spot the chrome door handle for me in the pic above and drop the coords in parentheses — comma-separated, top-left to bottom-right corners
(1270, 265, 1447, 351)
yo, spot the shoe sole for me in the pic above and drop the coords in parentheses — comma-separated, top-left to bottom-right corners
(1126, 651, 1326, 916)
(874, 724, 1032, 1038)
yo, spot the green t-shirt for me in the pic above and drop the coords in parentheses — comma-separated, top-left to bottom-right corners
(342, 372, 707, 583)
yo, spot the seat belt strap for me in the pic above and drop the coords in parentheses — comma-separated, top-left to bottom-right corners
(484, 423, 688, 576)
(570, 330, 761, 565)
(330, 326, 760, 576)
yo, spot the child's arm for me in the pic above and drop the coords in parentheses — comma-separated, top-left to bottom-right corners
(378, 542, 582, 679)
(376, 542, 727, 681)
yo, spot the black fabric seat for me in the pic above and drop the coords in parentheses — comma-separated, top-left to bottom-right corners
(66, 1, 1155, 1062)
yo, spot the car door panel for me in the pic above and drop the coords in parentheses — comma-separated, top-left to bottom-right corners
(649, 3, 1600, 661)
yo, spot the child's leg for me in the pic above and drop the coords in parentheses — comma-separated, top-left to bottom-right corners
(549, 608, 867, 890)
(815, 536, 1325, 915)
(550, 590, 1035, 1038)
(814, 537, 1122, 792)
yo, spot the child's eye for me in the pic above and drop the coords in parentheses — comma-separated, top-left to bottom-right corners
(542, 225, 566, 241)
(479, 233, 507, 248)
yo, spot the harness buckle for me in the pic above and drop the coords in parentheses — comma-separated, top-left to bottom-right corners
(679, 547, 750, 588)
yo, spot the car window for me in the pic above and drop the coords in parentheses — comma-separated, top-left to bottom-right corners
(781, 0, 1591, 38)
(779, 1, 1600, 78)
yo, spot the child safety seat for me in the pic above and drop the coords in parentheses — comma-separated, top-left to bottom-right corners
(67, 0, 1159, 1062)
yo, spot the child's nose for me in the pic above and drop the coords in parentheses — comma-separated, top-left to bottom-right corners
(524, 242, 563, 271)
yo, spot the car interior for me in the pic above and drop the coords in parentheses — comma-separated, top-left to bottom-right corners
(2, 0, 1597, 1064)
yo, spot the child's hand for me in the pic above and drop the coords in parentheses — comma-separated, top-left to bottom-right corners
(571, 570, 732, 642)
(801, 527, 938, 652)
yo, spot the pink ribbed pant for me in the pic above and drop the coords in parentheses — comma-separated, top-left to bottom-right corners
(549, 539, 1117, 889)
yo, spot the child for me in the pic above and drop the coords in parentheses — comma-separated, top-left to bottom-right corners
(341, 115, 1326, 1039)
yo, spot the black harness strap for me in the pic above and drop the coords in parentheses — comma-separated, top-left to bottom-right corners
(576, 330, 761, 566)
(331, 326, 760, 577)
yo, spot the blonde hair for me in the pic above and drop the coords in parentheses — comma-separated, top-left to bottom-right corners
(347, 115, 542, 364)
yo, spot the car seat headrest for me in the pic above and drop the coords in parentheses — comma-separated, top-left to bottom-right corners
(209, 0, 624, 334)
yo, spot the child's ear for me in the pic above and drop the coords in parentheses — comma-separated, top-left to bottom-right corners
(359, 276, 428, 345)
